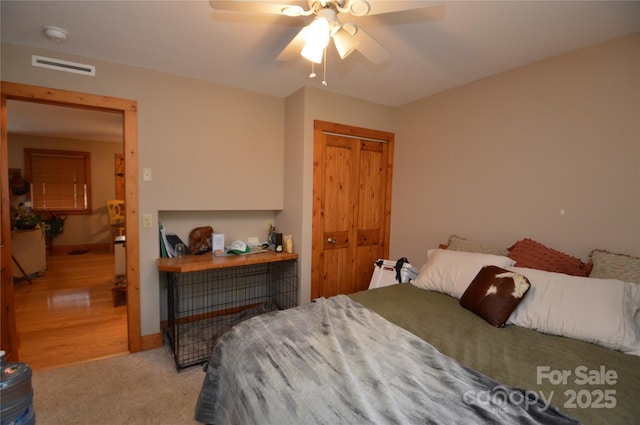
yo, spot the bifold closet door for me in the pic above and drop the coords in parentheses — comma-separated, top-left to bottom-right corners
(312, 120, 394, 299)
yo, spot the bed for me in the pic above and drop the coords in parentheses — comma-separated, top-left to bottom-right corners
(194, 244, 640, 425)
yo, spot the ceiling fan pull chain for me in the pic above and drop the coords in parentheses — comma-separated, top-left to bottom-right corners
(322, 48, 328, 87)
(310, 62, 317, 79)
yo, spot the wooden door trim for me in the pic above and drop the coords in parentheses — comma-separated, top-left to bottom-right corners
(311, 123, 325, 300)
(115, 153, 125, 201)
(1, 82, 141, 358)
(0, 87, 18, 359)
(311, 120, 394, 300)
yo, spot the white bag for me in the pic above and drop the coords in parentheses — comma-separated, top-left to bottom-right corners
(368, 258, 419, 290)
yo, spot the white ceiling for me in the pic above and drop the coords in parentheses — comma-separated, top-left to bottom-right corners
(3, 0, 640, 140)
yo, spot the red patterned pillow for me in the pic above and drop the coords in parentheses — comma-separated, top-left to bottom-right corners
(507, 238, 592, 277)
(460, 265, 531, 327)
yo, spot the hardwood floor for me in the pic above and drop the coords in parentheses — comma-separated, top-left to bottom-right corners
(13, 251, 128, 371)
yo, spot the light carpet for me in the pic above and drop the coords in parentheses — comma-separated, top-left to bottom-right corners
(30, 347, 205, 425)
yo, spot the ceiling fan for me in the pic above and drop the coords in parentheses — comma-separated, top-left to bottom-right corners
(208, 1, 443, 65)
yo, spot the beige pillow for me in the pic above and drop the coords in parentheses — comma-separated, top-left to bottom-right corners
(447, 235, 508, 256)
(589, 249, 640, 284)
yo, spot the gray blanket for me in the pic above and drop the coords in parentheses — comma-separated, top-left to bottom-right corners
(194, 295, 579, 424)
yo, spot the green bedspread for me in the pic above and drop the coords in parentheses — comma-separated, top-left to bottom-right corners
(349, 284, 640, 425)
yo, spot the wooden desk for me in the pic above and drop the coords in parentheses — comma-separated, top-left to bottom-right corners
(156, 250, 298, 273)
(157, 251, 298, 370)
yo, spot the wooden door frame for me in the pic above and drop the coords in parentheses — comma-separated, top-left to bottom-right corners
(1, 82, 141, 360)
(115, 153, 125, 201)
(311, 120, 394, 300)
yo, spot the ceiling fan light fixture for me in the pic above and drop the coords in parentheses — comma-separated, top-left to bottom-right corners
(333, 27, 359, 59)
(301, 44, 325, 64)
(300, 17, 331, 63)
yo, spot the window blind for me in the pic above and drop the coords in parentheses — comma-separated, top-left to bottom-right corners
(26, 149, 90, 213)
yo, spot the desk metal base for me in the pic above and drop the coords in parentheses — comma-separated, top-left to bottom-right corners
(160, 255, 298, 370)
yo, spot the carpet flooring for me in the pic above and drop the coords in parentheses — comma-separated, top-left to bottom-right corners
(30, 347, 205, 424)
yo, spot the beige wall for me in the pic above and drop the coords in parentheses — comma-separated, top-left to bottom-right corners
(8, 134, 122, 246)
(391, 33, 640, 266)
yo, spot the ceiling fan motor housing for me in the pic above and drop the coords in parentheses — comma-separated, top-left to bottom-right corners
(313, 0, 370, 17)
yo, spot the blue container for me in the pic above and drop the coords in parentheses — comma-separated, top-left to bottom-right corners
(0, 351, 35, 425)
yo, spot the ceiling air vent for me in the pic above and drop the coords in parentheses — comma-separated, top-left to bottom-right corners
(32, 55, 96, 76)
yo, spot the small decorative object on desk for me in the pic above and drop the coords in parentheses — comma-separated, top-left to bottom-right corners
(212, 233, 225, 252)
(189, 226, 214, 253)
(175, 243, 186, 258)
(284, 234, 293, 254)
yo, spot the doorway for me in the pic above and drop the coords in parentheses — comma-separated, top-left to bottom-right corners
(311, 120, 394, 299)
(1, 82, 141, 362)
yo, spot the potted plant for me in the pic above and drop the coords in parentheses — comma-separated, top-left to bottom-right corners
(11, 204, 45, 233)
(39, 210, 67, 237)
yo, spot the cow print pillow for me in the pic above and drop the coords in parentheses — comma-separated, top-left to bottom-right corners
(460, 265, 531, 327)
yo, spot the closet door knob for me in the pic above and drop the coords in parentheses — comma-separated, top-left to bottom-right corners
(327, 238, 337, 244)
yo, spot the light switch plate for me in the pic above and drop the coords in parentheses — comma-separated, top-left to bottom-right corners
(142, 214, 153, 228)
(143, 168, 152, 181)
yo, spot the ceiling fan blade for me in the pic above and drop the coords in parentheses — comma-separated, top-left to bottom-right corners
(208, 1, 307, 15)
(276, 27, 308, 61)
(345, 0, 444, 16)
(353, 27, 390, 64)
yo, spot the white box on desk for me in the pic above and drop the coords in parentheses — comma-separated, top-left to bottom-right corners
(212, 234, 225, 252)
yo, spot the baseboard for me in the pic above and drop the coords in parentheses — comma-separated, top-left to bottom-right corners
(140, 333, 163, 351)
(51, 243, 111, 254)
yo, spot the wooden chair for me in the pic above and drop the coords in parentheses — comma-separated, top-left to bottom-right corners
(105, 200, 125, 243)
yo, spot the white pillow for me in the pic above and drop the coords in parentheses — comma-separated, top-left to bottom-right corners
(412, 249, 516, 298)
(507, 267, 640, 356)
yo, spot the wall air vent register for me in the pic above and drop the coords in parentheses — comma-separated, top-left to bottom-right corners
(31, 55, 96, 76)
